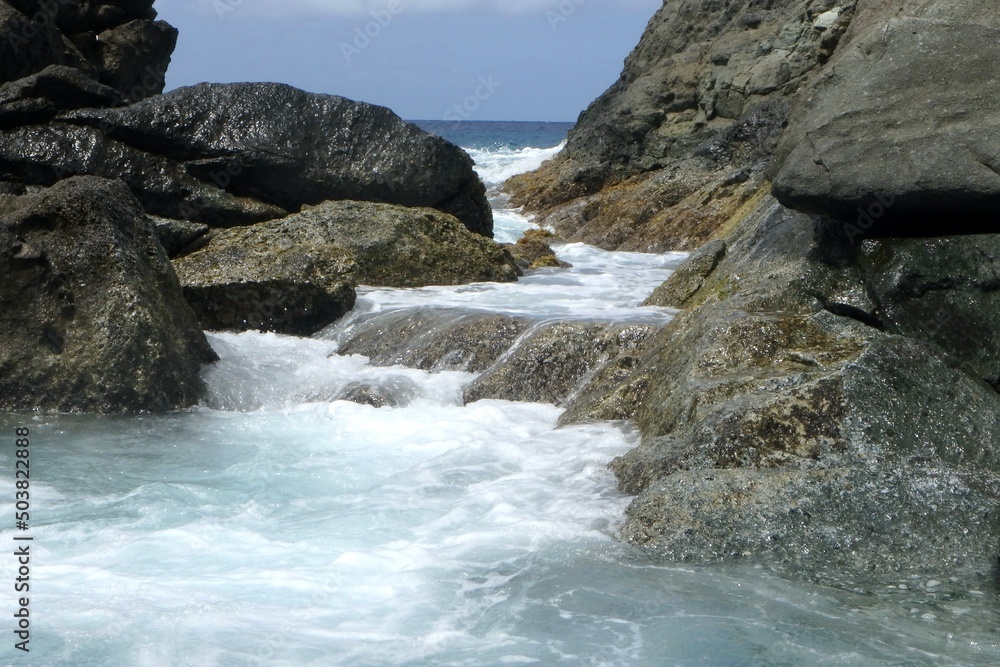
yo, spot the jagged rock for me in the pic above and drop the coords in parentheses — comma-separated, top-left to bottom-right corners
(463, 321, 658, 406)
(64, 83, 494, 235)
(771, 9, 1000, 233)
(0, 176, 217, 414)
(172, 218, 358, 336)
(333, 308, 531, 373)
(644, 239, 726, 308)
(0, 65, 120, 125)
(505, 0, 856, 251)
(0, 123, 287, 225)
(280, 200, 517, 287)
(94, 19, 176, 98)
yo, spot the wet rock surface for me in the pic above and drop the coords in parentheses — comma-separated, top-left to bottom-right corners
(0, 176, 216, 413)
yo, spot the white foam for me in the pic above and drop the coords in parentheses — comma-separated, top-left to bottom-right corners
(468, 143, 565, 187)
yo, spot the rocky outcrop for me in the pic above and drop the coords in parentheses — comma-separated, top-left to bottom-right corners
(0, 0, 174, 99)
(505, 229, 570, 271)
(770, 4, 1000, 235)
(172, 221, 358, 337)
(0, 176, 217, 413)
(562, 193, 1000, 587)
(505, 0, 856, 251)
(63, 83, 494, 235)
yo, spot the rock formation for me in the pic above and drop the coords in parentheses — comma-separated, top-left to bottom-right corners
(0, 176, 216, 414)
(499, 0, 1000, 587)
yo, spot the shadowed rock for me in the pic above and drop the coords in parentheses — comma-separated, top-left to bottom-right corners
(0, 176, 217, 413)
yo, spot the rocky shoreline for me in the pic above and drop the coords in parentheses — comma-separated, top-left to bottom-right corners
(2, 0, 998, 591)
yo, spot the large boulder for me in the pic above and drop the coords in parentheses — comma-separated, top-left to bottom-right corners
(0, 176, 217, 414)
(64, 83, 494, 235)
(273, 200, 518, 287)
(0, 65, 120, 126)
(0, 1, 68, 85)
(172, 220, 359, 337)
(771, 6, 1000, 233)
(0, 123, 287, 225)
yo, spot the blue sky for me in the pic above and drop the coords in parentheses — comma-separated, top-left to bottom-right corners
(155, 0, 662, 122)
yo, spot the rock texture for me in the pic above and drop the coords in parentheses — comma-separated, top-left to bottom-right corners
(172, 221, 358, 337)
(272, 200, 518, 287)
(505, 0, 856, 251)
(64, 83, 494, 235)
(770, 5, 1000, 235)
(0, 176, 216, 413)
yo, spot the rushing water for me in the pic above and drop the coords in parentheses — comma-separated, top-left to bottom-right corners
(1, 123, 998, 666)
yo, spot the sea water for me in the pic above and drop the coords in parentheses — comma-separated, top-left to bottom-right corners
(1, 122, 998, 666)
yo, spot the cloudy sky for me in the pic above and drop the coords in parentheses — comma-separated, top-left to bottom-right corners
(155, 0, 662, 121)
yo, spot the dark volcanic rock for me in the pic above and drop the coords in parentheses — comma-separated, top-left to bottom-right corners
(0, 176, 217, 414)
(643, 239, 726, 309)
(172, 218, 358, 336)
(65, 82, 494, 235)
(771, 10, 1000, 233)
(94, 19, 176, 98)
(0, 65, 120, 126)
(0, 123, 287, 225)
(0, 1, 68, 85)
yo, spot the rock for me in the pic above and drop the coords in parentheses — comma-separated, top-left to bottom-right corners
(596, 194, 1000, 586)
(0, 1, 68, 85)
(506, 228, 570, 270)
(464, 321, 658, 406)
(151, 216, 209, 257)
(94, 19, 176, 99)
(332, 308, 531, 374)
(172, 219, 358, 336)
(0, 176, 217, 414)
(64, 82, 494, 235)
(504, 0, 856, 251)
(0, 65, 120, 126)
(643, 239, 726, 308)
(0, 123, 287, 225)
(771, 11, 1000, 234)
(280, 200, 518, 287)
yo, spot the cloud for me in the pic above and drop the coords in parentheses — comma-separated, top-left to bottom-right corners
(182, 0, 661, 19)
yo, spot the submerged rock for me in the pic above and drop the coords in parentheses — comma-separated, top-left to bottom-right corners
(172, 219, 358, 337)
(333, 308, 531, 374)
(0, 176, 216, 414)
(64, 83, 494, 235)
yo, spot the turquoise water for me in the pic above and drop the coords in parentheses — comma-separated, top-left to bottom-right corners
(1, 124, 998, 665)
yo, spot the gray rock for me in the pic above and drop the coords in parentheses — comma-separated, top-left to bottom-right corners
(0, 176, 217, 414)
(505, 0, 856, 251)
(601, 195, 1000, 586)
(64, 83, 494, 235)
(771, 11, 1000, 233)
(464, 321, 658, 406)
(151, 216, 209, 257)
(282, 200, 518, 287)
(644, 239, 727, 308)
(172, 219, 358, 336)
